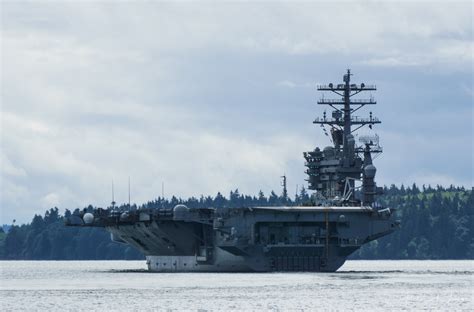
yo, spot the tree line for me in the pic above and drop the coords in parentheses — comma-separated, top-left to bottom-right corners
(1, 184, 472, 260)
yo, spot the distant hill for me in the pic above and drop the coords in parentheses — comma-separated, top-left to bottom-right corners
(0, 184, 472, 260)
(351, 185, 473, 259)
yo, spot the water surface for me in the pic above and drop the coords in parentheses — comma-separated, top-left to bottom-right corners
(1, 260, 472, 310)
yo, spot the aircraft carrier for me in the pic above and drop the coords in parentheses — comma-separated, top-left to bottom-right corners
(66, 70, 400, 272)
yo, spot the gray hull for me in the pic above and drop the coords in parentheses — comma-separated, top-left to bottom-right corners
(98, 205, 398, 272)
(145, 249, 346, 272)
(146, 249, 250, 272)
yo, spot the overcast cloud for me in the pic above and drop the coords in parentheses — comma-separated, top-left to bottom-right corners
(1, 1, 473, 223)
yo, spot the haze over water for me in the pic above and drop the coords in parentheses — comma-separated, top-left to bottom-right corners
(0, 260, 472, 311)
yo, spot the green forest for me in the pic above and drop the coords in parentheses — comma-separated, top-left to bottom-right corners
(1, 184, 472, 260)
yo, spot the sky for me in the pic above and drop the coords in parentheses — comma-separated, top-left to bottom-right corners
(1, 1, 473, 224)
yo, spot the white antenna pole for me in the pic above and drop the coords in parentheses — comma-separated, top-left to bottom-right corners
(111, 180, 116, 208)
(128, 176, 131, 208)
(162, 181, 164, 199)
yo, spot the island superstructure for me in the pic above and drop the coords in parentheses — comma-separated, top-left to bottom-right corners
(67, 70, 399, 272)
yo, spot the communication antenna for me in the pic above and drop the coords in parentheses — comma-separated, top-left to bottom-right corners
(111, 180, 116, 208)
(161, 181, 165, 209)
(281, 174, 288, 201)
(128, 176, 131, 208)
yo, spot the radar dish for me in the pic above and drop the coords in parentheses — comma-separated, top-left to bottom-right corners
(359, 134, 379, 146)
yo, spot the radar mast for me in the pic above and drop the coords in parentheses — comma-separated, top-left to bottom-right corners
(304, 70, 383, 205)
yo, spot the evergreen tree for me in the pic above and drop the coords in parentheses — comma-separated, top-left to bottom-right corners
(258, 190, 267, 205)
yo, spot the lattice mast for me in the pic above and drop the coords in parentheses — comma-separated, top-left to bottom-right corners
(304, 70, 382, 205)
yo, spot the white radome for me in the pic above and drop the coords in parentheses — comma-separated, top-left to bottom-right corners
(83, 213, 94, 224)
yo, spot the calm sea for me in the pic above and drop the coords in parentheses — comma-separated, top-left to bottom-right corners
(0, 260, 472, 311)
